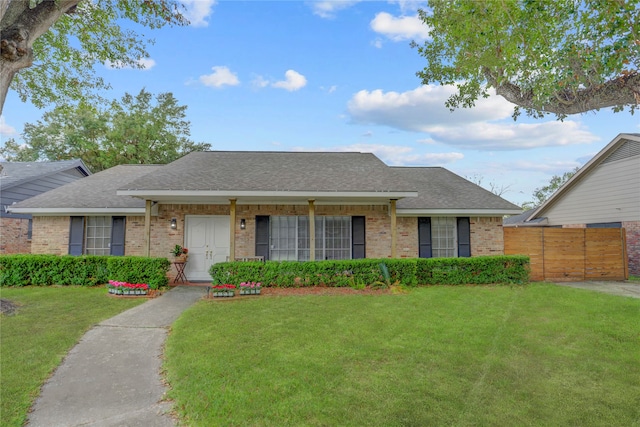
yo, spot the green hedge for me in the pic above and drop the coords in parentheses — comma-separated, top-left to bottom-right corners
(0, 255, 171, 288)
(209, 256, 529, 287)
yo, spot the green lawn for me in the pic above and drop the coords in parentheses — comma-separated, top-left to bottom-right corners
(164, 284, 640, 426)
(0, 286, 146, 427)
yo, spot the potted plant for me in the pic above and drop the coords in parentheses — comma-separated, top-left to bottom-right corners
(171, 244, 189, 262)
(107, 280, 149, 296)
(212, 284, 236, 297)
(239, 281, 262, 295)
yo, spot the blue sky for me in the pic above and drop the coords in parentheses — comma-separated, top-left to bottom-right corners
(1, 0, 637, 206)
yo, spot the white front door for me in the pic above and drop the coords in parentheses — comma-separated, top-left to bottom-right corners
(185, 215, 230, 281)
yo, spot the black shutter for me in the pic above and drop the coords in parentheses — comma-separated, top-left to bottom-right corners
(255, 216, 270, 260)
(110, 216, 126, 256)
(457, 217, 471, 257)
(418, 217, 432, 258)
(352, 216, 366, 259)
(68, 216, 85, 256)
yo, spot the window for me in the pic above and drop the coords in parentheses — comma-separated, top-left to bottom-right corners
(85, 216, 111, 255)
(69, 216, 126, 256)
(431, 217, 456, 257)
(418, 217, 471, 258)
(269, 216, 352, 261)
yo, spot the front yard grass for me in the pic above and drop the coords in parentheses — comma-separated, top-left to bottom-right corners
(165, 283, 640, 426)
(0, 286, 146, 427)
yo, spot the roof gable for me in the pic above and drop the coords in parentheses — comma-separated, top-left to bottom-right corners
(0, 159, 91, 190)
(529, 133, 640, 221)
(10, 165, 163, 214)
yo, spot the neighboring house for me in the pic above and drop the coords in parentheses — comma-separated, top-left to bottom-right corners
(9, 151, 521, 281)
(0, 160, 91, 254)
(505, 133, 640, 276)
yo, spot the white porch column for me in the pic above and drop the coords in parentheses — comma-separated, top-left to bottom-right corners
(390, 199, 397, 258)
(144, 199, 151, 257)
(229, 199, 237, 261)
(309, 199, 316, 261)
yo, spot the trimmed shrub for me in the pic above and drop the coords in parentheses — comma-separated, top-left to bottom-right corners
(107, 257, 170, 289)
(0, 255, 170, 288)
(209, 256, 529, 287)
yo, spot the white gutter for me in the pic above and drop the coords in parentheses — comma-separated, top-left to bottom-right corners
(397, 208, 522, 217)
(7, 207, 149, 215)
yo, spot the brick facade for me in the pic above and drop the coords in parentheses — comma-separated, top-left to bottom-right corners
(470, 217, 505, 256)
(30, 208, 508, 281)
(30, 209, 507, 260)
(0, 218, 32, 254)
(31, 216, 69, 255)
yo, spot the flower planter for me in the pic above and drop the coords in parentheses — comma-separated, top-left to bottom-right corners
(213, 291, 234, 298)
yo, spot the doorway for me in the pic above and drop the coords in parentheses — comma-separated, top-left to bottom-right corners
(184, 215, 230, 281)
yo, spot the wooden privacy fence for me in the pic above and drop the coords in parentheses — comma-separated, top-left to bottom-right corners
(504, 228, 628, 282)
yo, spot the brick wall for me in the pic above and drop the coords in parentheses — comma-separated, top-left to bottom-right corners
(28, 210, 508, 262)
(31, 216, 69, 255)
(622, 221, 639, 276)
(0, 218, 32, 254)
(470, 217, 505, 256)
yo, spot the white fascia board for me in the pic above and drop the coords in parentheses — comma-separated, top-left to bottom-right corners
(7, 207, 148, 216)
(117, 190, 418, 199)
(397, 208, 522, 217)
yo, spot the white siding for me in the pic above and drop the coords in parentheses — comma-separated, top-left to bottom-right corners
(544, 155, 640, 225)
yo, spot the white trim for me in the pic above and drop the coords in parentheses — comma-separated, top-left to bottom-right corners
(7, 207, 150, 215)
(397, 208, 520, 217)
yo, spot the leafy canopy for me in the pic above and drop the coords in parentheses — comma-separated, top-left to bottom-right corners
(1, 0, 187, 110)
(413, 0, 640, 119)
(0, 89, 211, 172)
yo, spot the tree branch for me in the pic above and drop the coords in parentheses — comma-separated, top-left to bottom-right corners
(484, 68, 640, 115)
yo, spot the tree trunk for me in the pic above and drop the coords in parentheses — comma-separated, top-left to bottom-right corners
(0, 0, 79, 114)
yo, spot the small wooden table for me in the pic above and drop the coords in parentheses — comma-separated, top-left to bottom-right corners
(173, 261, 187, 283)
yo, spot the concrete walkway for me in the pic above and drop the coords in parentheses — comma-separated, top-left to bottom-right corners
(553, 280, 640, 299)
(27, 286, 206, 427)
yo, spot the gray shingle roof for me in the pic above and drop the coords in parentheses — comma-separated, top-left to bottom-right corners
(0, 159, 90, 189)
(120, 151, 414, 193)
(393, 167, 521, 211)
(12, 165, 162, 210)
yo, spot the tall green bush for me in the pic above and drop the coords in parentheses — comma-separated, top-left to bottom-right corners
(209, 256, 529, 287)
(0, 255, 170, 288)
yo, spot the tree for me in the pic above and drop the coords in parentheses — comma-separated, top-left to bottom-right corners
(465, 173, 511, 197)
(521, 167, 579, 210)
(412, 0, 640, 119)
(0, 0, 187, 114)
(0, 89, 211, 171)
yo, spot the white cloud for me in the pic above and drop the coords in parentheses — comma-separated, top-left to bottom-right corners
(0, 116, 17, 137)
(199, 66, 240, 88)
(181, 0, 216, 27)
(272, 70, 307, 91)
(309, 1, 361, 18)
(294, 143, 463, 166)
(251, 75, 270, 89)
(370, 12, 430, 41)
(105, 58, 156, 70)
(347, 85, 600, 150)
(425, 121, 599, 150)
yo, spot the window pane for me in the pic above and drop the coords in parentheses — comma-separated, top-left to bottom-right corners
(431, 217, 456, 258)
(85, 216, 112, 255)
